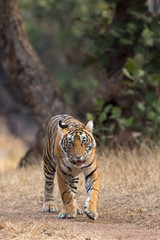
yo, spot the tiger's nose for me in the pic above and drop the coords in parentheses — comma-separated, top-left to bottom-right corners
(75, 155, 82, 160)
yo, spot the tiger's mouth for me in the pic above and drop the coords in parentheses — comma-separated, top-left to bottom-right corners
(75, 160, 84, 166)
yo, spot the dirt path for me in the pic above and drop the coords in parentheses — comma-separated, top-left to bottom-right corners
(1, 147, 160, 240)
(0, 205, 160, 240)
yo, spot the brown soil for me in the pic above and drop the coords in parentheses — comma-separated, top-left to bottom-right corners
(0, 149, 160, 240)
(1, 209, 160, 240)
(1, 125, 160, 240)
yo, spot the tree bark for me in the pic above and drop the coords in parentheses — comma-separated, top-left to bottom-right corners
(0, 0, 71, 166)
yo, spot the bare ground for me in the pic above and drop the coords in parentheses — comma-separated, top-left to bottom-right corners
(0, 147, 160, 240)
(0, 121, 160, 239)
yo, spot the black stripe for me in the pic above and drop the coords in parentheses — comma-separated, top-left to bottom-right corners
(62, 188, 73, 205)
(64, 196, 72, 205)
(44, 163, 56, 176)
(44, 156, 56, 173)
(62, 160, 71, 171)
(46, 145, 51, 159)
(51, 115, 61, 122)
(45, 181, 54, 185)
(71, 189, 77, 194)
(69, 178, 79, 184)
(71, 180, 78, 184)
(46, 188, 54, 193)
(45, 181, 53, 188)
(44, 162, 55, 174)
(81, 157, 95, 169)
(62, 189, 71, 202)
(72, 177, 79, 180)
(45, 197, 54, 202)
(85, 167, 97, 182)
(44, 173, 54, 180)
(43, 164, 48, 173)
(57, 172, 69, 184)
(86, 185, 91, 193)
(63, 116, 73, 122)
(90, 188, 99, 194)
(50, 119, 58, 132)
(62, 114, 70, 119)
(85, 177, 99, 193)
(91, 177, 99, 185)
(43, 155, 49, 164)
(46, 186, 53, 191)
(59, 167, 72, 177)
(71, 186, 77, 190)
(46, 185, 54, 191)
(51, 155, 57, 167)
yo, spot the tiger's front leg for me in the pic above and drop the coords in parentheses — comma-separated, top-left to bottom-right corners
(57, 167, 77, 219)
(83, 162, 100, 220)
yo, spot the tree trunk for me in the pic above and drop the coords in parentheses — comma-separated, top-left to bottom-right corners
(148, 0, 160, 15)
(0, 0, 71, 166)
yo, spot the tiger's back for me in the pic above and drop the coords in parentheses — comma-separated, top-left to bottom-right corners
(43, 114, 100, 220)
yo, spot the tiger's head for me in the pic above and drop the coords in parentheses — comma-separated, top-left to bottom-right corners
(58, 120, 96, 167)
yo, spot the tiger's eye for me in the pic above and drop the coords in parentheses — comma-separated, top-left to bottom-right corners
(82, 136, 87, 143)
(64, 147, 69, 152)
(67, 136, 72, 142)
(86, 146, 91, 151)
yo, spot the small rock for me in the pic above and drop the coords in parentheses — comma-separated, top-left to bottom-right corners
(0, 219, 6, 230)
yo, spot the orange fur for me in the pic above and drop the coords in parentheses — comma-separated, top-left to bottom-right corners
(43, 114, 100, 220)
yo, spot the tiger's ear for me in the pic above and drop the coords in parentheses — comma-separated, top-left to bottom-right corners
(85, 120, 94, 133)
(59, 120, 68, 129)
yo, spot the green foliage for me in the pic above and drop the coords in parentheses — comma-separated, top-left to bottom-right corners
(86, 3, 160, 141)
(18, 0, 110, 105)
(123, 56, 160, 138)
(55, 70, 98, 105)
(19, 0, 160, 141)
(121, 9, 160, 138)
(86, 99, 134, 144)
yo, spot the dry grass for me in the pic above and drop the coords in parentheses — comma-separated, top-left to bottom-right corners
(99, 144, 160, 195)
(0, 117, 27, 173)
(98, 146, 160, 226)
(0, 123, 160, 239)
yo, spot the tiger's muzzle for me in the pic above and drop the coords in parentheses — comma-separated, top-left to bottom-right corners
(74, 155, 84, 166)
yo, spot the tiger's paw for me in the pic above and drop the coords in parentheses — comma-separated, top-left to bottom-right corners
(77, 208, 83, 215)
(43, 201, 58, 213)
(84, 208, 98, 220)
(58, 211, 76, 219)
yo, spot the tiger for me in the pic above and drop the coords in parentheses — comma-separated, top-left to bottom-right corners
(43, 114, 100, 220)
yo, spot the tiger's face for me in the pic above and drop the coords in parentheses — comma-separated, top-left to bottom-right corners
(58, 120, 96, 167)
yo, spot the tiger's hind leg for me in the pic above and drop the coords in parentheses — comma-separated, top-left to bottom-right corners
(43, 156, 58, 213)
